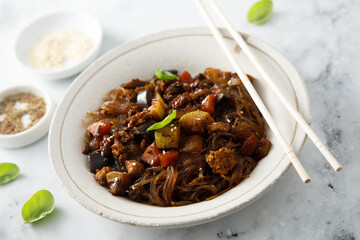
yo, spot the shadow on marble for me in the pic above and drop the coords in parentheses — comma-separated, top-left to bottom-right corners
(30, 207, 62, 229)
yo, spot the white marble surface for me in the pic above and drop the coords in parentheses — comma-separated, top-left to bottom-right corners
(0, 0, 359, 239)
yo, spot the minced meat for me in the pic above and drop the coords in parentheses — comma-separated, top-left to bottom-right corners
(206, 147, 237, 175)
(95, 166, 114, 186)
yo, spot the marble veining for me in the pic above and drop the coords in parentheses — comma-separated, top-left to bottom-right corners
(0, 0, 359, 239)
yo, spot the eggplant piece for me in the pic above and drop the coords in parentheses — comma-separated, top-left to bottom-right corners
(137, 89, 154, 107)
(106, 171, 133, 196)
(125, 139, 142, 161)
(88, 151, 109, 173)
(134, 120, 156, 144)
(179, 135, 203, 153)
(252, 138, 272, 161)
(135, 120, 156, 133)
(210, 84, 231, 102)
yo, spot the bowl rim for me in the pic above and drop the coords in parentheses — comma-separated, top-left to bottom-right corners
(0, 85, 54, 140)
(13, 11, 103, 75)
(48, 27, 311, 228)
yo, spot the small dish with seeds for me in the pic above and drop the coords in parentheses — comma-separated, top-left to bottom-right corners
(0, 85, 54, 148)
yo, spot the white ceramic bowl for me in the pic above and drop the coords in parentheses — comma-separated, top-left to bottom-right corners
(49, 27, 311, 228)
(0, 85, 54, 148)
(14, 12, 103, 80)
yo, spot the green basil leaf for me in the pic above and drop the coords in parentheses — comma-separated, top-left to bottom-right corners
(0, 163, 20, 184)
(147, 110, 177, 131)
(155, 69, 178, 80)
(22, 190, 55, 224)
(247, 0, 273, 25)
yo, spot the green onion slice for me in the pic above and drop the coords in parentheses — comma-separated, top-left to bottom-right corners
(155, 69, 178, 80)
(147, 110, 177, 131)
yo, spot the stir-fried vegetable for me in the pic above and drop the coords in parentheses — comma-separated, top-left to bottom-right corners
(87, 121, 111, 137)
(154, 123, 180, 149)
(179, 135, 203, 153)
(204, 68, 232, 85)
(88, 151, 109, 173)
(141, 145, 161, 166)
(137, 89, 153, 107)
(239, 135, 260, 156)
(179, 110, 214, 134)
(147, 110, 177, 131)
(201, 94, 216, 114)
(178, 71, 192, 83)
(106, 171, 132, 185)
(155, 69, 178, 80)
(148, 93, 166, 121)
(106, 171, 132, 195)
(159, 150, 179, 167)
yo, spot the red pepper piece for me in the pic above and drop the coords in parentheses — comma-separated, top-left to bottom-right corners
(87, 121, 111, 137)
(178, 71, 192, 83)
(159, 150, 179, 167)
(141, 145, 161, 166)
(239, 135, 260, 156)
(201, 94, 216, 114)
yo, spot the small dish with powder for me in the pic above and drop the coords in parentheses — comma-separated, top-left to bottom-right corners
(0, 86, 54, 148)
(14, 12, 102, 80)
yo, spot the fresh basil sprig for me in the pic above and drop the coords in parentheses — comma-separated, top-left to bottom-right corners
(0, 163, 20, 184)
(22, 190, 55, 224)
(247, 0, 273, 25)
(155, 69, 178, 80)
(147, 110, 177, 131)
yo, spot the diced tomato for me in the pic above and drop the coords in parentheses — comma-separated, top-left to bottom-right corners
(239, 135, 260, 156)
(141, 145, 161, 166)
(159, 150, 179, 167)
(201, 94, 216, 114)
(87, 121, 111, 137)
(178, 71, 192, 83)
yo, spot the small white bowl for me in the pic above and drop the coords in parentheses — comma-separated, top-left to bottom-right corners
(14, 12, 103, 80)
(0, 86, 54, 148)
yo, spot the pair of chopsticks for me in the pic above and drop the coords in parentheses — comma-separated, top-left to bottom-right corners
(195, 0, 342, 183)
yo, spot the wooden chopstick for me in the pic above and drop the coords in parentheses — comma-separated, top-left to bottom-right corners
(206, 0, 342, 172)
(194, 0, 311, 183)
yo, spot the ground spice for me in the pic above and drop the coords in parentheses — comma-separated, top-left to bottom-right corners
(0, 92, 46, 135)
